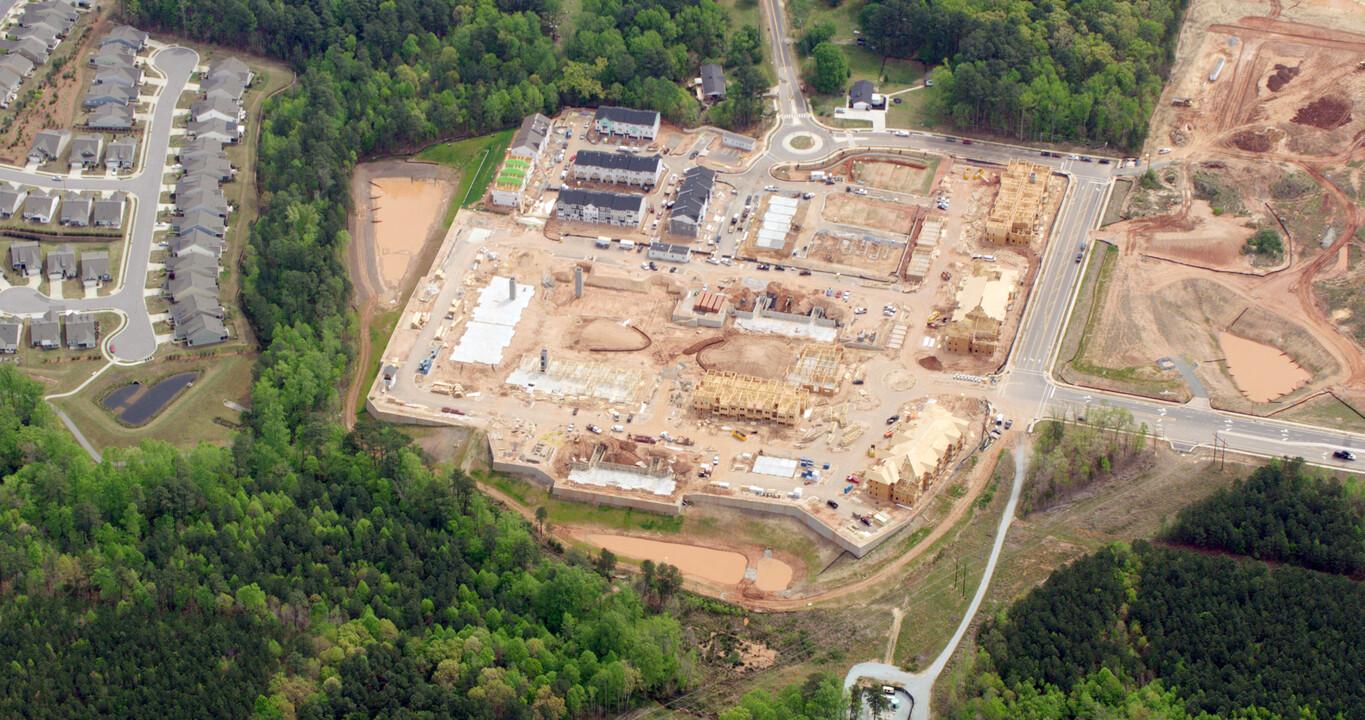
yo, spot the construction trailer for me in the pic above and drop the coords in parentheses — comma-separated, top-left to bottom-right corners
(691, 370, 810, 425)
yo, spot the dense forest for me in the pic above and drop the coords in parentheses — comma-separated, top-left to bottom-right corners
(857, 0, 1189, 149)
(953, 541, 1365, 718)
(0, 364, 691, 718)
(1165, 457, 1365, 576)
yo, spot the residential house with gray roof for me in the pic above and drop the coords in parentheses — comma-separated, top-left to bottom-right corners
(11, 37, 50, 65)
(0, 54, 34, 79)
(80, 250, 110, 287)
(89, 43, 135, 68)
(187, 118, 239, 143)
(207, 57, 252, 86)
(0, 186, 28, 218)
(508, 112, 551, 166)
(83, 83, 137, 107)
(101, 25, 147, 51)
(167, 269, 218, 303)
(59, 192, 90, 226)
(69, 134, 102, 167)
(176, 313, 228, 347)
(45, 243, 76, 279)
(92, 194, 125, 227)
(28, 129, 70, 164)
(93, 64, 141, 88)
(201, 74, 245, 102)
(181, 155, 233, 183)
(0, 319, 20, 353)
(171, 229, 226, 258)
(699, 63, 725, 102)
(176, 187, 228, 217)
(554, 189, 646, 227)
(65, 312, 96, 349)
(104, 137, 136, 170)
(87, 104, 133, 130)
(173, 208, 225, 237)
(9, 240, 39, 275)
(593, 106, 660, 139)
(30, 310, 59, 349)
(189, 96, 240, 124)
(170, 294, 224, 325)
(23, 189, 59, 223)
(167, 253, 217, 278)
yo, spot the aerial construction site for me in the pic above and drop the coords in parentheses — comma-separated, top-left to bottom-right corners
(364, 109, 1078, 594)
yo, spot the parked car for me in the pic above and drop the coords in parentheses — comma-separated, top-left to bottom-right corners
(826, 500, 839, 509)
(1158, 147, 1172, 154)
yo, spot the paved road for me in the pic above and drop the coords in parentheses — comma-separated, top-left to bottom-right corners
(0, 45, 199, 362)
(843, 444, 1025, 719)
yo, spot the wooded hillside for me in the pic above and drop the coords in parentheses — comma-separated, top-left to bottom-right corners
(858, 0, 1188, 149)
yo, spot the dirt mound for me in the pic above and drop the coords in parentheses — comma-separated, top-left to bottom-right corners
(918, 356, 943, 371)
(1231, 129, 1275, 152)
(698, 337, 800, 378)
(1292, 95, 1353, 130)
(1266, 64, 1300, 92)
(576, 318, 650, 351)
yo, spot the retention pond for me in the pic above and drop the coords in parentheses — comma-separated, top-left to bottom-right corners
(101, 371, 200, 425)
(1218, 332, 1310, 402)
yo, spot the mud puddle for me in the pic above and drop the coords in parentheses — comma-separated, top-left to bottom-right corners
(370, 178, 447, 288)
(1219, 332, 1310, 402)
(586, 534, 753, 586)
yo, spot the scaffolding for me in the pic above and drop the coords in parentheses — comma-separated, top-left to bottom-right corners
(691, 370, 810, 425)
(984, 159, 1048, 245)
(788, 345, 843, 395)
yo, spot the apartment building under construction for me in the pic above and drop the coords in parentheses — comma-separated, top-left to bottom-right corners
(692, 370, 810, 425)
(984, 160, 1048, 245)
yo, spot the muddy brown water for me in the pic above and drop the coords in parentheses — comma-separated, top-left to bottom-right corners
(370, 178, 448, 289)
(1219, 332, 1310, 402)
(754, 557, 794, 592)
(587, 534, 793, 590)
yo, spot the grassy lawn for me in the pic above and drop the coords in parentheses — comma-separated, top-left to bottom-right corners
(801, 0, 867, 38)
(842, 47, 924, 91)
(356, 307, 402, 419)
(827, 118, 873, 129)
(416, 129, 514, 219)
(885, 84, 940, 129)
(50, 353, 254, 451)
(719, 0, 764, 30)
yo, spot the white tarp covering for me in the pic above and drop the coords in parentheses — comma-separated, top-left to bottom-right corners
(752, 455, 799, 478)
(568, 467, 676, 495)
(448, 277, 535, 364)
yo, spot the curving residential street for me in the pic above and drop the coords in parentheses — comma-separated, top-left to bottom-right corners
(0, 45, 199, 363)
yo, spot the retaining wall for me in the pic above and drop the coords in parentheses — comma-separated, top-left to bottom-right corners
(682, 492, 904, 558)
(552, 485, 682, 514)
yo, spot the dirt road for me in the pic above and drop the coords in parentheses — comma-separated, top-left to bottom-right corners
(343, 160, 456, 428)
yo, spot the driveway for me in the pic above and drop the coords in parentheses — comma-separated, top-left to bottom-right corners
(0, 45, 199, 363)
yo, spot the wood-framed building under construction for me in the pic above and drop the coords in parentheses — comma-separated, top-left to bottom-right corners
(691, 370, 810, 425)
